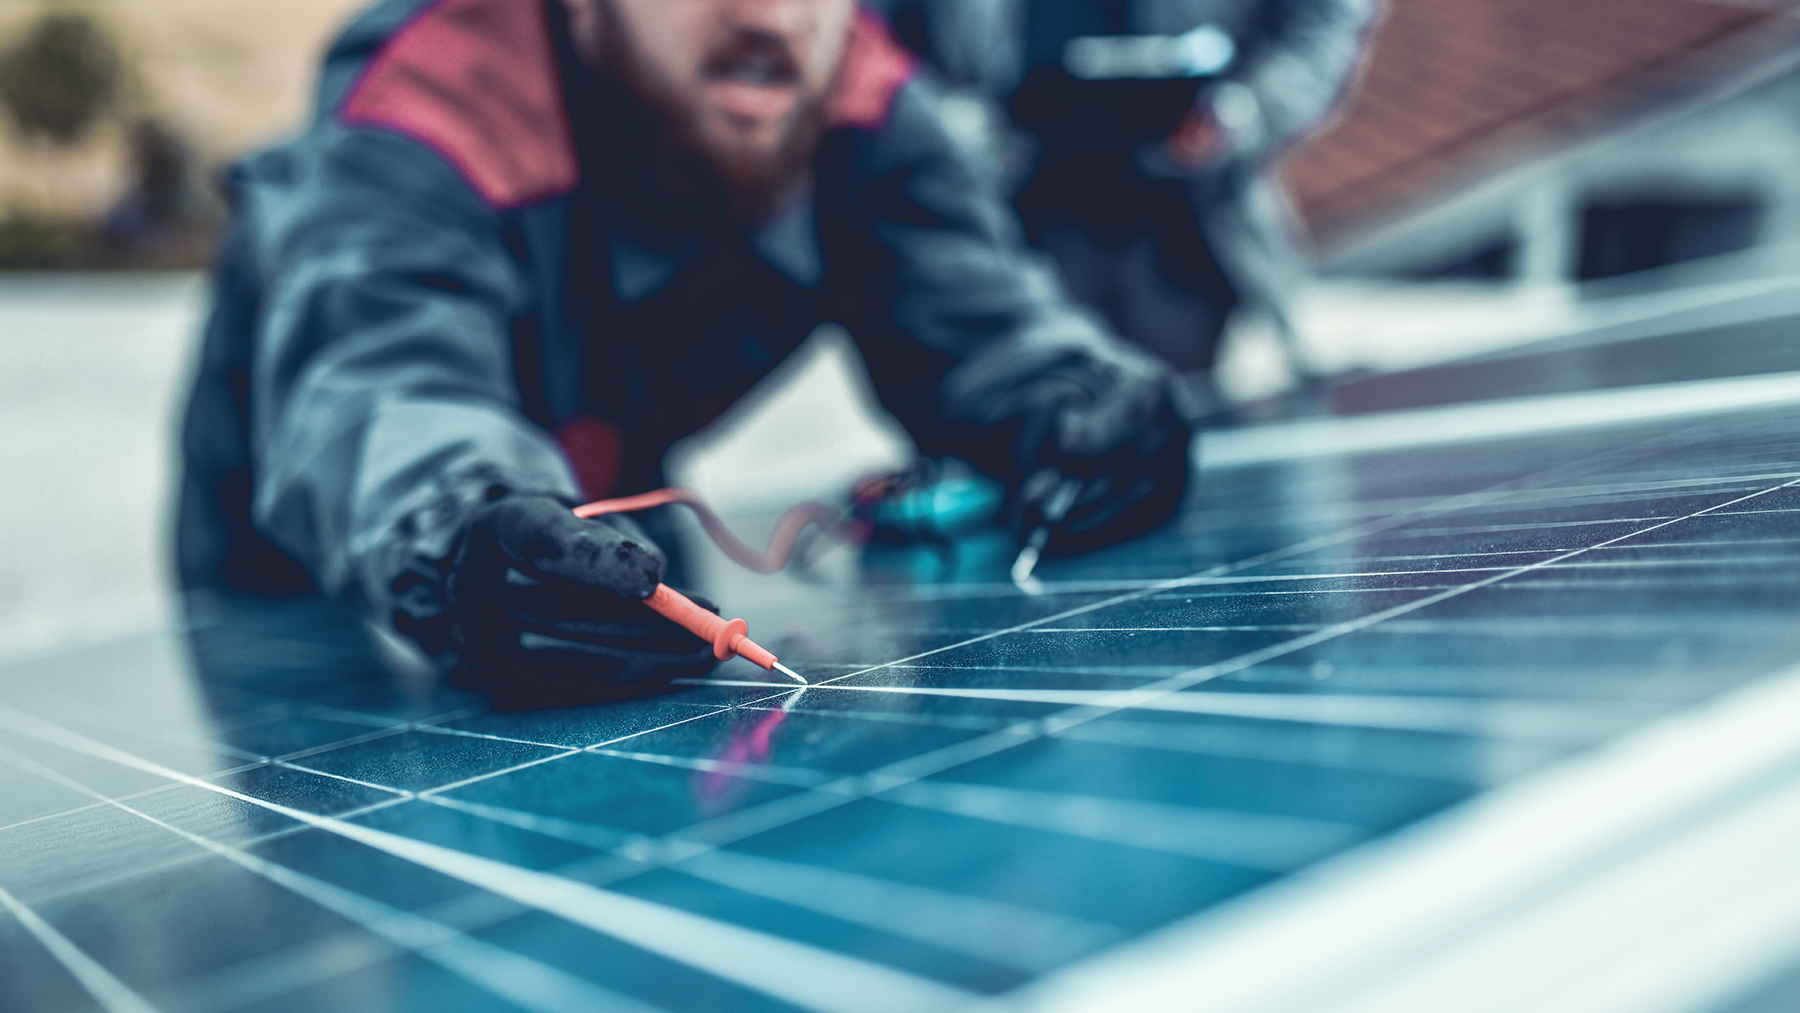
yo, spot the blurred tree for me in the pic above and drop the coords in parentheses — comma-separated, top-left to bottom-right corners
(119, 119, 189, 222)
(0, 12, 122, 144)
(102, 117, 215, 261)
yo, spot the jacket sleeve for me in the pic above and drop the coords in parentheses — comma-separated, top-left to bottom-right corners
(234, 125, 580, 659)
(1230, 0, 1380, 155)
(854, 77, 1189, 499)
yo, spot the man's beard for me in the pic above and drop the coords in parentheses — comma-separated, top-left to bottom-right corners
(591, 6, 827, 233)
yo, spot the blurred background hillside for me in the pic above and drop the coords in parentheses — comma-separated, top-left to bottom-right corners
(0, 0, 364, 266)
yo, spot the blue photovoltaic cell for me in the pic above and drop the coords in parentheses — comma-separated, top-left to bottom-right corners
(2, 362, 1799, 1011)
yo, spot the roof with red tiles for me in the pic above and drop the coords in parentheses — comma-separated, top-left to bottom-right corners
(1279, 0, 1797, 246)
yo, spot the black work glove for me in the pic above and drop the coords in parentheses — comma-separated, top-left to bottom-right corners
(995, 345, 1192, 554)
(446, 495, 717, 709)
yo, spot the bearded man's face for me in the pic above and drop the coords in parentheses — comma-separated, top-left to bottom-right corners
(565, 0, 855, 223)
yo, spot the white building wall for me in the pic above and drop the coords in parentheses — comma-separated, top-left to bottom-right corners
(1316, 52, 1800, 282)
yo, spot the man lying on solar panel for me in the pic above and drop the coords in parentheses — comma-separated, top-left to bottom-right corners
(176, 0, 1192, 709)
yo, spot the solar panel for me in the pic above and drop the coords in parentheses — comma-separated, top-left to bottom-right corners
(2, 385, 1799, 1012)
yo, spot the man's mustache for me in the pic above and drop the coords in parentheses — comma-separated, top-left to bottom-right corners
(702, 29, 801, 87)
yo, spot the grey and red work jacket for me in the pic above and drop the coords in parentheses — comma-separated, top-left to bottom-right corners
(178, 0, 1184, 662)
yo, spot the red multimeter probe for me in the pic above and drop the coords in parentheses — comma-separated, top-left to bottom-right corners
(573, 489, 811, 684)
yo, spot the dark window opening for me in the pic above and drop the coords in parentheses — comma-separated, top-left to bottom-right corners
(1578, 197, 1763, 280)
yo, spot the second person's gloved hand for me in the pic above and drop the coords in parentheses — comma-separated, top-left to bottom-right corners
(998, 342, 1193, 553)
(446, 494, 717, 709)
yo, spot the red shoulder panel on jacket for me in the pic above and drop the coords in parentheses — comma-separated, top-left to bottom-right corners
(341, 0, 577, 208)
(825, 9, 917, 131)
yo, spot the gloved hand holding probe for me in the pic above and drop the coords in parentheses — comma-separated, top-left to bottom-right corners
(446, 495, 718, 710)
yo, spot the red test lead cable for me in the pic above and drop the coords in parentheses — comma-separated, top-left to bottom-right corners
(573, 488, 842, 572)
(573, 488, 819, 684)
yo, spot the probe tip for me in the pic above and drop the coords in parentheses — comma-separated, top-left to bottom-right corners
(772, 662, 806, 684)
(1010, 543, 1043, 585)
